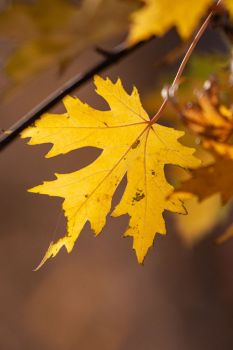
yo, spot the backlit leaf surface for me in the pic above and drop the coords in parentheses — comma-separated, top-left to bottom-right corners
(22, 76, 199, 267)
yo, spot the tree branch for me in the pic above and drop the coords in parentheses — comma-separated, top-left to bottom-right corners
(0, 0, 224, 150)
(0, 40, 150, 151)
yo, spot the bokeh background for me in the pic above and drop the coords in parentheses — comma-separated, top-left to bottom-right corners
(1, 1, 233, 349)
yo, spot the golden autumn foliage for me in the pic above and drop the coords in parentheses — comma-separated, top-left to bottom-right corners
(128, 0, 212, 43)
(169, 76, 233, 245)
(174, 195, 222, 245)
(21, 76, 200, 267)
(182, 78, 233, 158)
(1, 0, 136, 83)
(1, 0, 229, 266)
(180, 79, 233, 227)
(128, 0, 233, 44)
(182, 80, 233, 142)
(175, 156, 233, 205)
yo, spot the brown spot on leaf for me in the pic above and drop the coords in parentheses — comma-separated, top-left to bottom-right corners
(132, 190, 145, 203)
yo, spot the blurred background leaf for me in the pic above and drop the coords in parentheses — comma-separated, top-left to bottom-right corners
(0, 0, 139, 89)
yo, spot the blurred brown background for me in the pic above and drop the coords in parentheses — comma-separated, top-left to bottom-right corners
(1, 1, 233, 349)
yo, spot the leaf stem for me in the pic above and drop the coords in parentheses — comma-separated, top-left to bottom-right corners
(150, 0, 222, 125)
(0, 0, 222, 149)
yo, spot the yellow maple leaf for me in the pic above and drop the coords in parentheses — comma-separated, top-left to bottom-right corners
(128, 0, 213, 43)
(21, 76, 200, 268)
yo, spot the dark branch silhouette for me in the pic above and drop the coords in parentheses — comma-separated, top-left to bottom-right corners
(0, 40, 150, 151)
(0, 0, 229, 152)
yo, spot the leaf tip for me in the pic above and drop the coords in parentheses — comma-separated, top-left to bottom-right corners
(28, 185, 41, 194)
(33, 242, 54, 271)
(93, 74, 102, 87)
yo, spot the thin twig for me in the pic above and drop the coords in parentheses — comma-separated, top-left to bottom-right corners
(0, 0, 222, 149)
(150, 0, 222, 125)
(0, 40, 150, 151)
